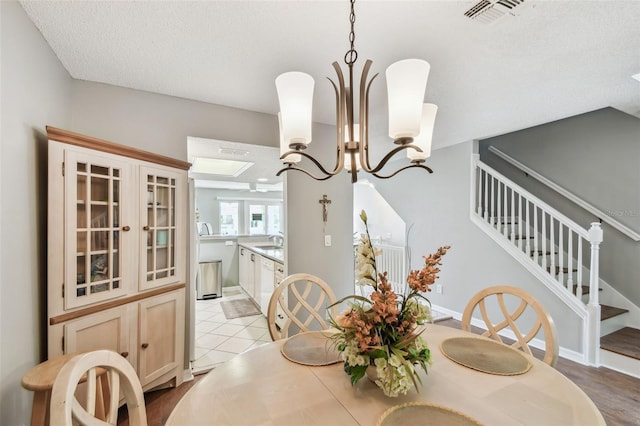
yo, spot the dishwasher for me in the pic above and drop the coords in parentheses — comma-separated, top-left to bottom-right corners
(259, 258, 275, 315)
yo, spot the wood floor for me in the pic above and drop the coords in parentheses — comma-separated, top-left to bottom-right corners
(119, 319, 640, 426)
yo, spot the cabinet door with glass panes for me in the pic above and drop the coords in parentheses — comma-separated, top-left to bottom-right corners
(63, 150, 133, 309)
(139, 166, 186, 290)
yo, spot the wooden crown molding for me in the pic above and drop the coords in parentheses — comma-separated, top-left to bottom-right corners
(46, 126, 191, 171)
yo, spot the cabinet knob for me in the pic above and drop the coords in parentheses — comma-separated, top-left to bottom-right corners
(122, 225, 131, 231)
(143, 226, 150, 231)
(141, 343, 149, 349)
(120, 351, 129, 358)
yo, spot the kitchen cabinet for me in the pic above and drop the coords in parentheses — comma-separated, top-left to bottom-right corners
(47, 126, 189, 391)
(237, 245, 285, 314)
(240, 249, 261, 301)
(274, 262, 286, 330)
(238, 247, 251, 293)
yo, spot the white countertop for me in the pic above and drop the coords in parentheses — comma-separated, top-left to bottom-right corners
(239, 243, 284, 263)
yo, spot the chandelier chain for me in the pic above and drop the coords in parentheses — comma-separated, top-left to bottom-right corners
(344, 0, 358, 65)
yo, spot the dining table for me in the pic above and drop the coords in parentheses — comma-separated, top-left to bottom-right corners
(166, 323, 605, 425)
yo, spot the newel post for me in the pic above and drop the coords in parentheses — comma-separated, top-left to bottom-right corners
(588, 222, 603, 307)
(586, 222, 603, 366)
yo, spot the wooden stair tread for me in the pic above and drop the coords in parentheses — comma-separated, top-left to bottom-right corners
(601, 327, 640, 360)
(572, 284, 603, 295)
(547, 266, 578, 274)
(600, 305, 629, 321)
(512, 235, 534, 240)
(530, 250, 556, 256)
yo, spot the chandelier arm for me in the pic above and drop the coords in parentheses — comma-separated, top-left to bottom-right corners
(332, 61, 348, 141)
(367, 143, 425, 174)
(328, 77, 346, 172)
(276, 165, 334, 181)
(372, 163, 434, 180)
(279, 149, 343, 177)
(358, 60, 372, 171)
(331, 61, 348, 173)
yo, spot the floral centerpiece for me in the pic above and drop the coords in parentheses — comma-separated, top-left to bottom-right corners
(330, 210, 451, 397)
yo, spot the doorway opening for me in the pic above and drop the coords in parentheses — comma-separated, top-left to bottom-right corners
(187, 137, 284, 374)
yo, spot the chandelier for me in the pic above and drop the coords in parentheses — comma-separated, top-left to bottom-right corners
(275, 0, 438, 183)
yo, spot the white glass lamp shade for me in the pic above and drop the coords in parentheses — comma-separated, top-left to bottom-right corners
(278, 112, 301, 164)
(276, 72, 314, 147)
(386, 59, 431, 140)
(408, 103, 438, 161)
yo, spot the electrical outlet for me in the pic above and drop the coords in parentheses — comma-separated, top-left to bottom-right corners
(436, 284, 443, 294)
(225, 240, 233, 246)
(324, 235, 332, 246)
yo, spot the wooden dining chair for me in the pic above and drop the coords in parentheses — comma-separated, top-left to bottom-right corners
(49, 349, 147, 426)
(267, 273, 338, 341)
(461, 285, 559, 367)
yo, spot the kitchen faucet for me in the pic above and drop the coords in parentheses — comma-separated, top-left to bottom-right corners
(270, 232, 284, 247)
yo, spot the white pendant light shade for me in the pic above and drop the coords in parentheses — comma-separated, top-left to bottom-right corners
(276, 72, 314, 147)
(408, 103, 438, 161)
(386, 59, 431, 140)
(278, 112, 301, 163)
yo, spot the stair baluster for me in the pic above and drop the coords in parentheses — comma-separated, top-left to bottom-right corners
(471, 155, 605, 366)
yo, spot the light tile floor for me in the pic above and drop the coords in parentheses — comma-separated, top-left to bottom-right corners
(193, 286, 271, 374)
(192, 286, 452, 374)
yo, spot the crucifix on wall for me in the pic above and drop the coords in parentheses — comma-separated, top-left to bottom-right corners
(319, 194, 331, 223)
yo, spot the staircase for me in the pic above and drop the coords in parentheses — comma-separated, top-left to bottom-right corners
(470, 154, 640, 374)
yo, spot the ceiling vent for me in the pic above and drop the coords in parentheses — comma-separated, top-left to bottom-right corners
(464, 0, 525, 25)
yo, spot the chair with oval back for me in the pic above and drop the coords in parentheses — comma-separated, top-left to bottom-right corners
(267, 273, 338, 341)
(461, 285, 559, 367)
(49, 349, 147, 426)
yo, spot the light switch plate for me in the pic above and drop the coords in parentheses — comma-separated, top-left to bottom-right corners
(324, 235, 331, 246)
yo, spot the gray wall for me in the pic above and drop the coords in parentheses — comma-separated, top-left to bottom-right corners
(372, 142, 583, 353)
(1, 4, 357, 424)
(1, 2, 73, 424)
(285, 122, 355, 304)
(70, 79, 279, 161)
(480, 108, 640, 308)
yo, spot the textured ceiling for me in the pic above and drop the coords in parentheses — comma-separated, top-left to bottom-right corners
(20, 0, 640, 158)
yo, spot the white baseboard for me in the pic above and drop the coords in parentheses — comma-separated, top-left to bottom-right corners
(600, 349, 640, 379)
(182, 365, 195, 383)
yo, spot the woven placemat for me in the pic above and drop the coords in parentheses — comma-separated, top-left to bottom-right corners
(377, 402, 484, 426)
(281, 331, 342, 366)
(440, 337, 532, 376)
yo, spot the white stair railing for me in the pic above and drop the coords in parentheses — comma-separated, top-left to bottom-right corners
(354, 243, 407, 299)
(471, 154, 603, 365)
(375, 243, 406, 294)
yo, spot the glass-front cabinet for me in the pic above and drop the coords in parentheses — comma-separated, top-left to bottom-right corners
(64, 150, 132, 309)
(140, 166, 184, 290)
(48, 127, 188, 392)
